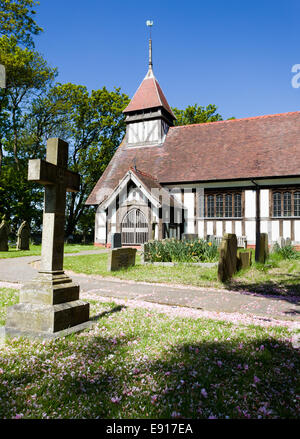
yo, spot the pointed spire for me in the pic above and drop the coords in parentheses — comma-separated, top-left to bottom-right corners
(146, 20, 154, 78)
(123, 20, 176, 121)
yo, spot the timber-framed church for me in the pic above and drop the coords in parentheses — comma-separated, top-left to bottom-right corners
(86, 40, 300, 249)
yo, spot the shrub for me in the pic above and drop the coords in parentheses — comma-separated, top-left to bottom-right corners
(271, 243, 300, 260)
(143, 238, 218, 263)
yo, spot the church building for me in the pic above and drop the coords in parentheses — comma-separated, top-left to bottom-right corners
(86, 38, 300, 249)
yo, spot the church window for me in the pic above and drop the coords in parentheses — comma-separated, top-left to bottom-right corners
(207, 195, 214, 217)
(273, 192, 282, 217)
(283, 192, 292, 217)
(234, 194, 242, 217)
(273, 189, 300, 217)
(294, 192, 300, 216)
(216, 195, 223, 217)
(205, 192, 242, 218)
(225, 194, 232, 217)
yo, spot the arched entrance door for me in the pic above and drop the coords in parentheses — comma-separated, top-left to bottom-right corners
(121, 209, 148, 245)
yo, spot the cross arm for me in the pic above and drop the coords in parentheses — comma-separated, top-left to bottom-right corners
(28, 159, 80, 192)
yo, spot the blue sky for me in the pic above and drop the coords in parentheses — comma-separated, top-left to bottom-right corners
(34, 0, 300, 120)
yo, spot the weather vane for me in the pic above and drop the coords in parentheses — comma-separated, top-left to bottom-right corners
(146, 20, 153, 38)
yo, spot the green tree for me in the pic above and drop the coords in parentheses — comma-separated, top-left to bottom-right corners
(0, 35, 57, 170)
(0, 0, 42, 48)
(23, 82, 130, 237)
(172, 104, 224, 126)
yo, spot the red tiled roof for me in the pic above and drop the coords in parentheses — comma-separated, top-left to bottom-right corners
(86, 111, 300, 205)
(123, 73, 175, 119)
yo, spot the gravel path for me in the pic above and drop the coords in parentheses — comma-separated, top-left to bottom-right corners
(0, 251, 299, 330)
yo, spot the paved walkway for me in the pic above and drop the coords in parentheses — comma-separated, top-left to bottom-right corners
(0, 250, 299, 327)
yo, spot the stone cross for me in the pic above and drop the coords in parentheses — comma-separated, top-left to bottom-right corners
(28, 138, 79, 272)
(5, 138, 90, 339)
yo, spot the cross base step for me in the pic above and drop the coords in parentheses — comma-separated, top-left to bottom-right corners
(4, 320, 93, 340)
(5, 300, 90, 335)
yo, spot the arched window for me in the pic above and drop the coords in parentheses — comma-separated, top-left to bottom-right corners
(234, 194, 242, 217)
(225, 194, 232, 217)
(294, 192, 300, 216)
(273, 192, 281, 217)
(283, 192, 291, 217)
(207, 195, 214, 217)
(216, 194, 223, 217)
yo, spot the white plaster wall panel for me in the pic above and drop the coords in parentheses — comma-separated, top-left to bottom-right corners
(207, 221, 213, 235)
(95, 210, 106, 241)
(260, 190, 269, 218)
(283, 221, 291, 239)
(261, 221, 268, 234)
(198, 220, 204, 238)
(128, 125, 133, 143)
(184, 191, 195, 233)
(216, 221, 222, 236)
(235, 221, 242, 236)
(138, 122, 143, 141)
(110, 206, 116, 234)
(225, 221, 232, 233)
(186, 219, 195, 233)
(245, 221, 256, 242)
(294, 221, 300, 241)
(271, 221, 280, 241)
(245, 190, 256, 218)
(119, 190, 127, 204)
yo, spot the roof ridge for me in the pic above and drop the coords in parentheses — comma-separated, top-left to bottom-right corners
(170, 111, 300, 130)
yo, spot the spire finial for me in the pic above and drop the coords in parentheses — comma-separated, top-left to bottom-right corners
(146, 20, 154, 71)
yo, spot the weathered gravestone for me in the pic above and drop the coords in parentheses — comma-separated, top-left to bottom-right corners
(218, 233, 237, 282)
(0, 220, 9, 251)
(5, 138, 90, 339)
(111, 232, 122, 249)
(277, 237, 286, 248)
(17, 221, 30, 250)
(108, 248, 137, 271)
(258, 233, 269, 264)
(237, 250, 252, 271)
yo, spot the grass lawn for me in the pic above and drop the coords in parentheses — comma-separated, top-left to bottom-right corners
(64, 253, 219, 287)
(63, 252, 300, 297)
(0, 244, 100, 259)
(0, 288, 299, 419)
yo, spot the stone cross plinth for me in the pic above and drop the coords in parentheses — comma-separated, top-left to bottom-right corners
(5, 138, 90, 338)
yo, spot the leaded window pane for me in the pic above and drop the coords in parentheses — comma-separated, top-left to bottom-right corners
(207, 195, 214, 217)
(273, 192, 281, 217)
(216, 194, 223, 217)
(294, 192, 300, 216)
(234, 194, 242, 217)
(225, 194, 232, 217)
(283, 192, 291, 217)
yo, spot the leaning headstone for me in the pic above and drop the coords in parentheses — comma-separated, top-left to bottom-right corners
(108, 248, 137, 271)
(285, 237, 292, 247)
(258, 233, 269, 264)
(111, 232, 122, 249)
(237, 250, 252, 271)
(277, 237, 285, 248)
(5, 138, 90, 339)
(16, 221, 30, 250)
(182, 233, 198, 241)
(218, 233, 237, 282)
(0, 220, 9, 251)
